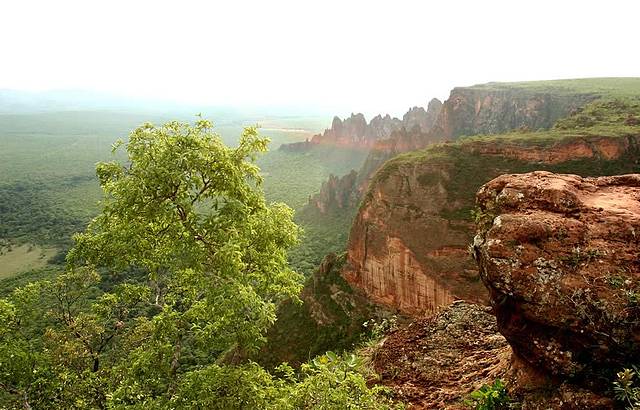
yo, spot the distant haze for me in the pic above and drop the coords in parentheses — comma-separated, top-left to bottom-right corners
(2, 0, 639, 118)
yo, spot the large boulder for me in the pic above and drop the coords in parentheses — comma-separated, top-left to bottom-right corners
(473, 171, 640, 384)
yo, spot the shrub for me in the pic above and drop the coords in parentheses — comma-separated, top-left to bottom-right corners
(614, 366, 640, 409)
(466, 379, 511, 410)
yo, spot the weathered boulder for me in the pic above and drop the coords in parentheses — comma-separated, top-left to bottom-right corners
(473, 171, 640, 383)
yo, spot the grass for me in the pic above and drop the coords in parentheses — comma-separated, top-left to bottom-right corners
(465, 77, 640, 98)
(0, 243, 57, 279)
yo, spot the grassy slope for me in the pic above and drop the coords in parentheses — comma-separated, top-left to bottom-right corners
(465, 77, 640, 97)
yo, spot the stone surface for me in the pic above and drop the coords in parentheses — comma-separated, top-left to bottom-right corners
(304, 101, 444, 213)
(343, 136, 640, 315)
(373, 301, 511, 409)
(430, 87, 596, 139)
(280, 99, 442, 155)
(473, 171, 640, 382)
(280, 112, 404, 152)
(343, 152, 485, 315)
(308, 170, 358, 214)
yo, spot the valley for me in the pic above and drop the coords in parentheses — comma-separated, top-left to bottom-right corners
(2, 78, 640, 409)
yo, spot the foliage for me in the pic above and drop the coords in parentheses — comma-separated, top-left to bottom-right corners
(0, 119, 400, 409)
(614, 366, 640, 410)
(0, 112, 359, 280)
(257, 253, 392, 369)
(289, 206, 357, 277)
(288, 351, 402, 409)
(466, 379, 511, 410)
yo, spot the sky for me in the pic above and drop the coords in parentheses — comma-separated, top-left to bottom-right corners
(1, 0, 639, 118)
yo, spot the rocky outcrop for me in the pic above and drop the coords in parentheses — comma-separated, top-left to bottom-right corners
(374, 301, 616, 409)
(280, 112, 401, 152)
(304, 101, 444, 214)
(374, 301, 511, 408)
(430, 86, 597, 140)
(308, 170, 358, 214)
(280, 100, 442, 153)
(473, 171, 640, 385)
(402, 98, 443, 135)
(343, 129, 640, 315)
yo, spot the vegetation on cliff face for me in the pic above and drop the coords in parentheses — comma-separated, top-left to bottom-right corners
(257, 253, 394, 369)
(0, 121, 398, 409)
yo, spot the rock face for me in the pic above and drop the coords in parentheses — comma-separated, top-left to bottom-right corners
(279, 113, 399, 152)
(374, 301, 511, 409)
(430, 86, 596, 139)
(473, 171, 640, 382)
(343, 133, 640, 315)
(304, 101, 444, 214)
(306, 85, 597, 215)
(374, 301, 616, 409)
(280, 100, 442, 153)
(402, 98, 443, 135)
(308, 170, 358, 214)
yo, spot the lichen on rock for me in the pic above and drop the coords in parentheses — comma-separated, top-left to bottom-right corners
(474, 171, 640, 389)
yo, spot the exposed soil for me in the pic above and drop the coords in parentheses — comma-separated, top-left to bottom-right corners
(373, 301, 510, 409)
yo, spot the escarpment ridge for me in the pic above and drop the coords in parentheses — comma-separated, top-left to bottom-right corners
(279, 98, 442, 153)
(343, 98, 640, 315)
(306, 78, 616, 215)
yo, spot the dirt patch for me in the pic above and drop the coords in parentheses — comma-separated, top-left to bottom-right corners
(372, 301, 510, 409)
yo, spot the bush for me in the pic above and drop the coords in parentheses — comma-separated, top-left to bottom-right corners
(466, 379, 511, 410)
(614, 366, 640, 410)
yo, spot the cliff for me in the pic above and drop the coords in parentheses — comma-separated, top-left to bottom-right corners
(430, 85, 597, 139)
(343, 99, 640, 315)
(308, 170, 358, 214)
(472, 171, 640, 406)
(304, 101, 443, 214)
(306, 80, 605, 216)
(279, 99, 442, 153)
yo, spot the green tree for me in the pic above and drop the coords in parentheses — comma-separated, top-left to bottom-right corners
(67, 119, 303, 402)
(0, 119, 400, 409)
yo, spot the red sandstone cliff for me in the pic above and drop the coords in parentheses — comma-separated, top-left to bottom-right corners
(430, 85, 596, 139)
(280, 99, 442, 153)
(307, 84, 598, 215)
(343, 132, 640, 315)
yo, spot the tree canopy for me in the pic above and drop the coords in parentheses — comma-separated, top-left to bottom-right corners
(0, 119, 400, 409)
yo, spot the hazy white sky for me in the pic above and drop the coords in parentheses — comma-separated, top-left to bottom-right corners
(1, 0, 639, 117)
